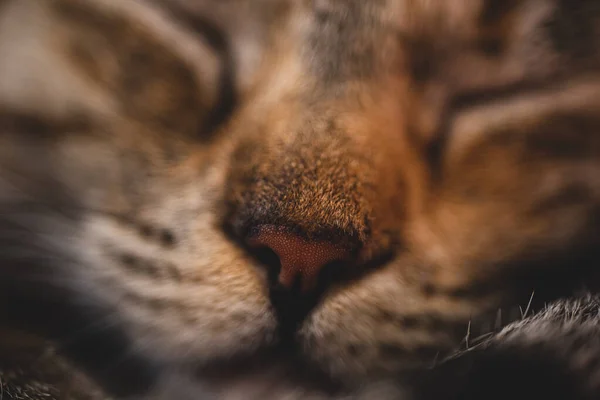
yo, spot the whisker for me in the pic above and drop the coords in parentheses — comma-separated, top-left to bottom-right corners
(430, 351, 441, 368)
(523, 290, 535, 319)
(465, 320, 471, 349)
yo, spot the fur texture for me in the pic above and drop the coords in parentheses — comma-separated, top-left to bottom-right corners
(413, 293, 600, 400)
(0, 0, 600, 398)
(4, 294, 600, 399)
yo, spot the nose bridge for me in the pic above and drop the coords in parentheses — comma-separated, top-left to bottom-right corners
(253, 157, 368, 243)
(253, 107, 370, 230)
(229, 86, 410, 241)
(225, 73, 413, 262)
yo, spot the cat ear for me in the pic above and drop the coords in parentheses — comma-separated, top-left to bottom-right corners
(0, 0, 227, 138)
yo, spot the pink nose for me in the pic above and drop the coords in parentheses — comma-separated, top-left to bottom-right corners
(248, 225, 351, 292)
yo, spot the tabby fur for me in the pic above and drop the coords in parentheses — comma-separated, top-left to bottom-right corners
(0, 0, 600, 398)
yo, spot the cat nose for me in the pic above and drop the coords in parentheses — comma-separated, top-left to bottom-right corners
(247, 225, 352, 292)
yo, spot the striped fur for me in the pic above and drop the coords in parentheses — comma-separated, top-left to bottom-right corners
(0, 0, 599, 398)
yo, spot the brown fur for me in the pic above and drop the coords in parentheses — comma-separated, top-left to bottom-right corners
(0, 0, 600, 398)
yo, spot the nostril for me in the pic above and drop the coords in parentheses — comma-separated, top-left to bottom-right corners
(246, 224, 353, 292)
(240, 224, 363, 339)
(247, 245, 281, 286)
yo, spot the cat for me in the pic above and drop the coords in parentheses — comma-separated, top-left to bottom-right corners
(0, 0, 599, 398)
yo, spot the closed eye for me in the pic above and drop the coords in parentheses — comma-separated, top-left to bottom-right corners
(444, 77, 600, 165)
(152, 1, 238, 139)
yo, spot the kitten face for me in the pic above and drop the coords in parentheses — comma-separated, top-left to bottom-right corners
(1, 0, 600, 397)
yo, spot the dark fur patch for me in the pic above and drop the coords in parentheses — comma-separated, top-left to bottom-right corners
(545, 0, 600, 60)
(477, 0, 521, 57)
(479, 0, 520, 25)
(0, 110, 93, 138)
